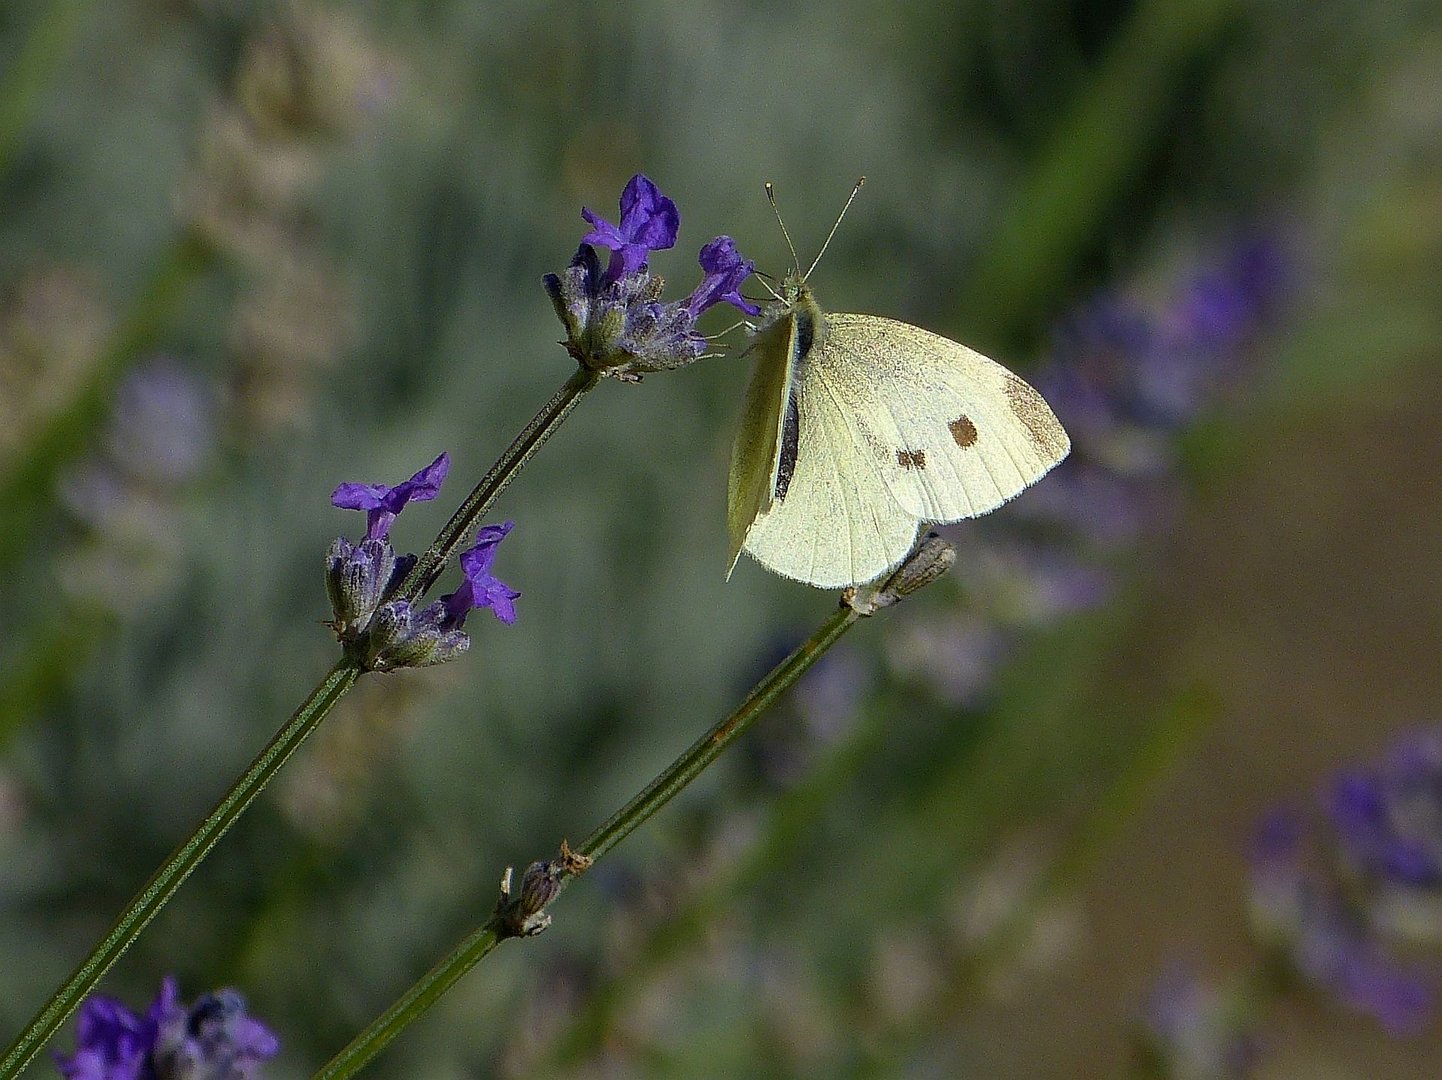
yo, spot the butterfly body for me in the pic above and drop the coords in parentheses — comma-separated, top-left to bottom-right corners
(727, 277, 1070, 589)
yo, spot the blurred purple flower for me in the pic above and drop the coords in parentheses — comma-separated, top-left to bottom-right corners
(55, 977, 278, 1080)
(1246, 731, 1442, 1039)
(1329, 729, 1442, 888)
(332, 452, 449, 541)
(104, 360, 215, 486)
(1141, 964, 1258, 1079)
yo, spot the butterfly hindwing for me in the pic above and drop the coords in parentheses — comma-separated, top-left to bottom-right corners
(740, 353, 923, 587)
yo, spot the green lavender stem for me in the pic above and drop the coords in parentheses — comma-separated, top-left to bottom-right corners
(0, 660, 360, 1080)
(544, 688, 894, 1071)
(313, 603, 861, 1080)
(0, 367, 603, 1078)
(400, 364, 600, 601)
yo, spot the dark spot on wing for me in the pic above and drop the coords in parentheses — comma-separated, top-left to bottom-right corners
(948, 415, 978, 449)
(774, 393, 800, 502)
(896, 449, 926, 470)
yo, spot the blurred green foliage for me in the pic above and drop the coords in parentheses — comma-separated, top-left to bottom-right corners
(2, 1, 1441, 1077)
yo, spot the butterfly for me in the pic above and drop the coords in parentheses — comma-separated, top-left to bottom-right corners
(726, 181, 1070, 589)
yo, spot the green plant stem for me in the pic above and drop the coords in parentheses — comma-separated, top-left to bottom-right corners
(313, 603, 861, 1080)
(0, 0, 95, 177)
(0, 357, 604, 1075)
(544, 690, 893, 1072)
(400, 364, 600, 601)
(0, 660, 361, 1080)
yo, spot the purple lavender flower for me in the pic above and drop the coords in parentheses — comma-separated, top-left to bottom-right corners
(440, 522, 520, 627)
(331, 452, 449, 542)
(546, 174, 758, 377)
(1248, 785, 1438, 1036)
(1328, 729, 1442, 888)
(686, 236, 761, 319)
(359, 523, 518, 671)
(581, 173, 680, 285)
(55, 977, 278, 1080)
(1140, 965, 1258, 1079)
(103, 360, 215, 486)
(325, 454, 449, 640)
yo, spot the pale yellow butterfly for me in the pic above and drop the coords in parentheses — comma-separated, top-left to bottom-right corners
(726, 180, 1070, 589)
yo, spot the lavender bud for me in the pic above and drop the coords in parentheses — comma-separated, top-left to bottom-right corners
(844, 533, 957, 615)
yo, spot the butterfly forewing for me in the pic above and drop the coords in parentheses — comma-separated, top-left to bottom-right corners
(819, 314, 1070, 523)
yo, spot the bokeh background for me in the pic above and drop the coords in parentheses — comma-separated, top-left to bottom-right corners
(2, 0, 1441, 1076)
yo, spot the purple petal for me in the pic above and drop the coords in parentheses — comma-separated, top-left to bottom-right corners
(687, 235, 760, 317)
(616, 174, 679, 252)
(383, 452, 450, 511)
(333, 452, 450, 541)
(441, 522, 519, 627)
(579, 175, 680, 284)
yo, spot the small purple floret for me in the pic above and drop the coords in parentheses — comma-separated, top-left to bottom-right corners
(55, 977, 278, 1080)
(331, 452, 450, 541)
(441, 522, 520, 627)
(581, 174, 680, 285)
(687, 236, 761, 318)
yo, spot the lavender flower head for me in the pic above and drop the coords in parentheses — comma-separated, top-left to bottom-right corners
(1246, 731, 1442, 1036)
(55, 977, 278, 1080)
(326, 455, 518, 670)
(546, 173, 759, 379)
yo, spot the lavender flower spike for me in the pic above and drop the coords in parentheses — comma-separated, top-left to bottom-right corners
(331, 451, 450, 541)
(581, 173, 680, 284)
(441, 522, 520, 627)
(55, 976, 279, 1080)
(546, 174, 758, 378)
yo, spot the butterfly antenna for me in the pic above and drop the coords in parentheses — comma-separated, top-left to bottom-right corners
(752, 267, 784, 302)
(803, 176, 865, 281)
(765, 182, 802, 275)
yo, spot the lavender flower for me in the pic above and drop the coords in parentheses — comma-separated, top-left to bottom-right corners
(326, 454, 518, 668)
(440, 522, 520, 627)
(1246, 732, 1442, 1037)
(1329, 729, 1442, 891)
(330, 452, 450, 543)
(357, 524, 520, 672)
(54, 977, 278, 1080)
(546, 174, 758, 378)
(326, 454, 449, 640)
(1139, 965, 1258, 1079)
(581, 173, 680, 285)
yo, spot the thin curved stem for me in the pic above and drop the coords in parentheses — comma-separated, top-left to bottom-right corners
(400, 365, 600, 602)
(0, 660, 361, 1080)
(313, 604, 861, 1079)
